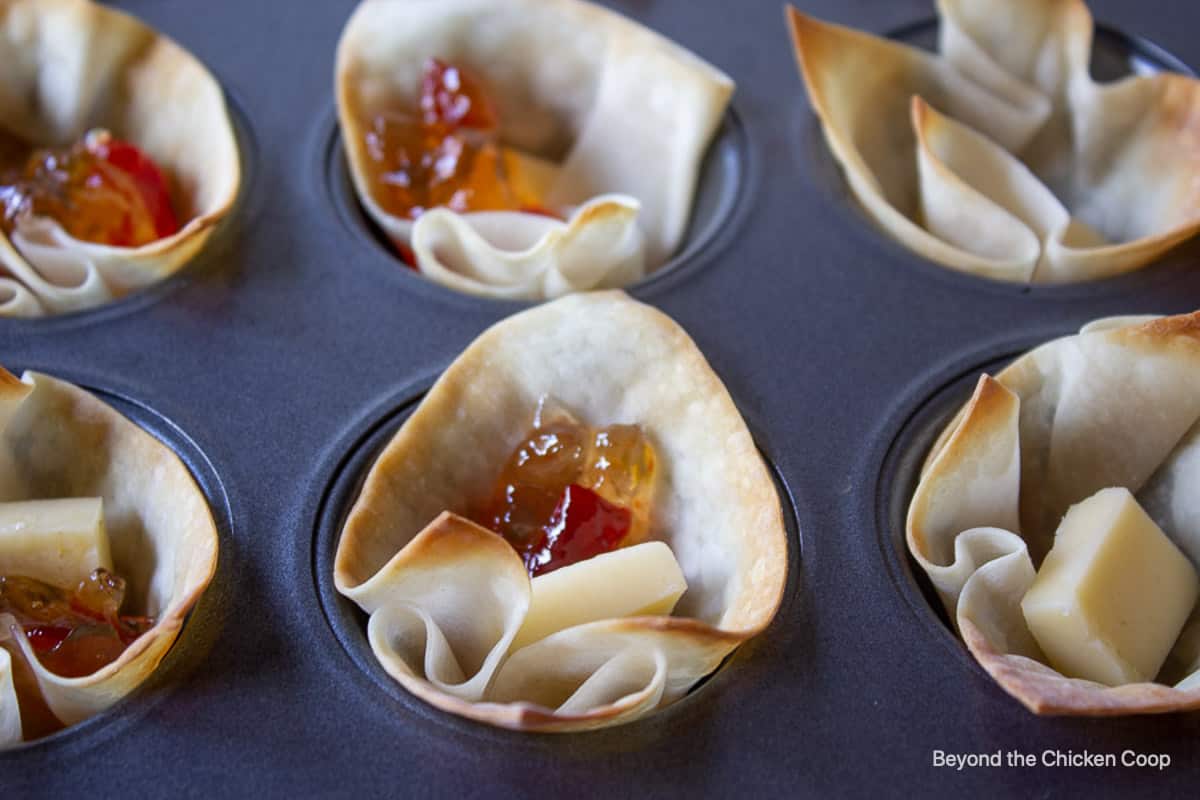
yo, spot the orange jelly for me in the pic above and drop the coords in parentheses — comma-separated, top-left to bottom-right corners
(0, 129, 179, 248)
(362, 58, 548, 231)
(1, 569, 153, 737)
(475, 400, 657, 576)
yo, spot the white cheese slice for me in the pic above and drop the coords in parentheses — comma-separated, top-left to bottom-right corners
(0, 498, 111, 588)
(1021, 487, 1200, 686)
(512, 541, 687, 651)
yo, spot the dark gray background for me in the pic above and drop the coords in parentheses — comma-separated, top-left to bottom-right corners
(2, 0, 1199, 796)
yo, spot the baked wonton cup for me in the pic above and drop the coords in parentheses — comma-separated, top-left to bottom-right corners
(907, 313, 1200, 714)
(787, 0, 1200, 284)
(0, 366, 219, 746)
(0, 0, 240, 318)
(336, 0, 733, 300)
(334, 291, 788, 731)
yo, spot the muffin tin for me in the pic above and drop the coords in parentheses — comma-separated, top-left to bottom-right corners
(3, 0, 1200, 794)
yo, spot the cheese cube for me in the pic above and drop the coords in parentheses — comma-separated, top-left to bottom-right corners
(512, 541, 687, 650)
(0, 498, 111, 588)
(1021, 487, 1200, 686)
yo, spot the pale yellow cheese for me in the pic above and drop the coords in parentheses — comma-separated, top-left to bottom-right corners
(512, 541, 687, 651)
(0, 498, 111, 588)
(1021, 487, 1200, 686)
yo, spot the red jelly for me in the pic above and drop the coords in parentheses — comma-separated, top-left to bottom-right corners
(475, 401, 657, 576)
(361, 58, 551, 234)
(22, 625, 71, 654)
(534, 484, 633, 575)
(0, 129, 179, 247)
(1, 568, 152, 739)
(0, 569, 153, 678)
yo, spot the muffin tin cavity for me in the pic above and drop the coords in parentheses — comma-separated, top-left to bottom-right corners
(874, 351, 1021, 668)
(890, 18, 1194, 80)
(322, 108, 750, 302)
(0, 376, 232, 755)
(312, 388, 799, 741)
(0, 95, 259, 332)
(798, 14, 1200, 294)
(0, 0, 246, 321)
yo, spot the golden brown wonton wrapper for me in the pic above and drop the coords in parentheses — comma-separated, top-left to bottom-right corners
(0, 366, 218, 746)
(336, 0, 733, 300)
(787, 0, 1200, 284)
(335, 291, 788, 730)
(908, 313, 1200, 714)
(0, 0, 240, 318)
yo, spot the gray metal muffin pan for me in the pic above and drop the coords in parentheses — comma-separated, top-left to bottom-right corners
(3, 0, 1200, 795)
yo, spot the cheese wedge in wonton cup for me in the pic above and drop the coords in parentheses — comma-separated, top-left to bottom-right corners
(0, 0, 240, 318)
(0, 366, 218, 746)
(907, 313, 1200, 715)
(787, 0, 1200, 284)
(334, 292, 788, 731)
(336, 0, 733, 300)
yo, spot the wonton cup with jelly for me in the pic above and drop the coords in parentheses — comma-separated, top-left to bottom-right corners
(0, 0, 240, 318)
(336, 0, 733, 300)
(787, 0, 1200, 284)
(907, 313, 1200, 715)
(334, 292, 788, 731)
(0, 366, 218, 746)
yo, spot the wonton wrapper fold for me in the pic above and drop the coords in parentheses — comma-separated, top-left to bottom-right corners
(0, 647, 18, 746)
(0, 366, 218, 742)
(337, 0, 732, 299)
(908, 313, 1200, 714)
(0, 0, 240, 317)
(410, 195, 646, 300)
(335, 291, 787, 730)
(788, 0, 1200, 284)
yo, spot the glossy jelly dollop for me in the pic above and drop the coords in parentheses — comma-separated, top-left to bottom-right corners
(0, 129, 179, 247)
(361, 58, 547, 228)
(475, 399, 657, 576)
(1, 569, 153, 676)
(0, 568, 153, 738)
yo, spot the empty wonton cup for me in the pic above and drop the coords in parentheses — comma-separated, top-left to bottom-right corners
(0, 0, 240, 318)
(336, 0, 733, 300)
(787, 0, 1200, 284)
(334, 291, 788, 730)
(907, 313, 1200, 714)
(0, 366, 219, 745)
